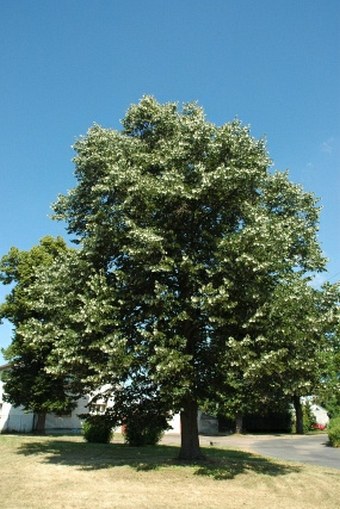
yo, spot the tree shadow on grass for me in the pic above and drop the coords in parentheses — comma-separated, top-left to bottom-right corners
(15, 437, 301, 480)
(193, 448, 298, 480)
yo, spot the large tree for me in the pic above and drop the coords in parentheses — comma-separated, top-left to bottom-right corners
(0, 237, 77, 432)
(50, 97, 325, 458)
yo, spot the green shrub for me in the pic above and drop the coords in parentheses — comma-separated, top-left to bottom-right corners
(82, 414, 113, 443)
(122, 412, 169, 446)
(328, 416, 340, 447)
(302, 401, 317, 433)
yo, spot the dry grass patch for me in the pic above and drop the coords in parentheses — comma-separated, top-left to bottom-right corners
(0, 434, 339, 509)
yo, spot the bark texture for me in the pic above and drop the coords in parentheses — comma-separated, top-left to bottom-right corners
(34, 412, 46, 433)
(235, 413, 243, 434)
(178, 398, 204, 460)
(293, 395, 304, 434)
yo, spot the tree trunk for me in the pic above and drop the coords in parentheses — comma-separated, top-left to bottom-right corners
(33, 412, 46, 434)
(178, 397, 205, 460)
(235, 413, 243, 434)
(293, 395, 304, 434)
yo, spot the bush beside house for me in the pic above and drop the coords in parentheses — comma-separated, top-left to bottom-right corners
(82, 414, 114, 443)
(328, 416, 340, 447)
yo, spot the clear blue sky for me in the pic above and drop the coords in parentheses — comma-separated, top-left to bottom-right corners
(1, 0, 339, 360)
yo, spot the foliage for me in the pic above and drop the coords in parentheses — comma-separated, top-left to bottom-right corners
(10, 249, 118, 397)
(0, 236, 67, 326)
(108, 375, 171, 446)
(122, 415, 168, 446)
(82, 414, 113, 443)
(318, 390, 340, 419)
(0, 237, 77, 423)
(302, 401, 317, 433)
(327, 416, 340, 447)
(316, 322, 340, 418)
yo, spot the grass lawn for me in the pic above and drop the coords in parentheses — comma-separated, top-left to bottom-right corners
(0, 433, 339, 509)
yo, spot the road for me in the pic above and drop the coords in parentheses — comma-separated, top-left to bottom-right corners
(161, 433, 340, 470)
(248, 434, 340, 470)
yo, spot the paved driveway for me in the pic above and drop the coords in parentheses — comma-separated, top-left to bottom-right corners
(161, 433, 340, 470)
(248, 434, 340, 470)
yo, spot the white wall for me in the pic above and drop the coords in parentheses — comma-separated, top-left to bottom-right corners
(0, 376, 34, 432)
(0, 402, 34, 433)
(45, 396, 89, 431)
(164, 412, 219, 435)
(166, 413, 181, 434)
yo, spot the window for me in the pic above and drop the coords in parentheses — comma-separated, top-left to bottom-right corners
(92, 403, 106, 414)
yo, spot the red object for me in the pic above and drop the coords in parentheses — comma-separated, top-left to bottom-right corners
(312, 423, 326, 430)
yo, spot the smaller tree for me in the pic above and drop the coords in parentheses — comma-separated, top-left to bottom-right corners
(302, 401, 317, 433)
(234, 277, 340, 434)
(317, 314, 340, 418)
(0, 237, 77, 432)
